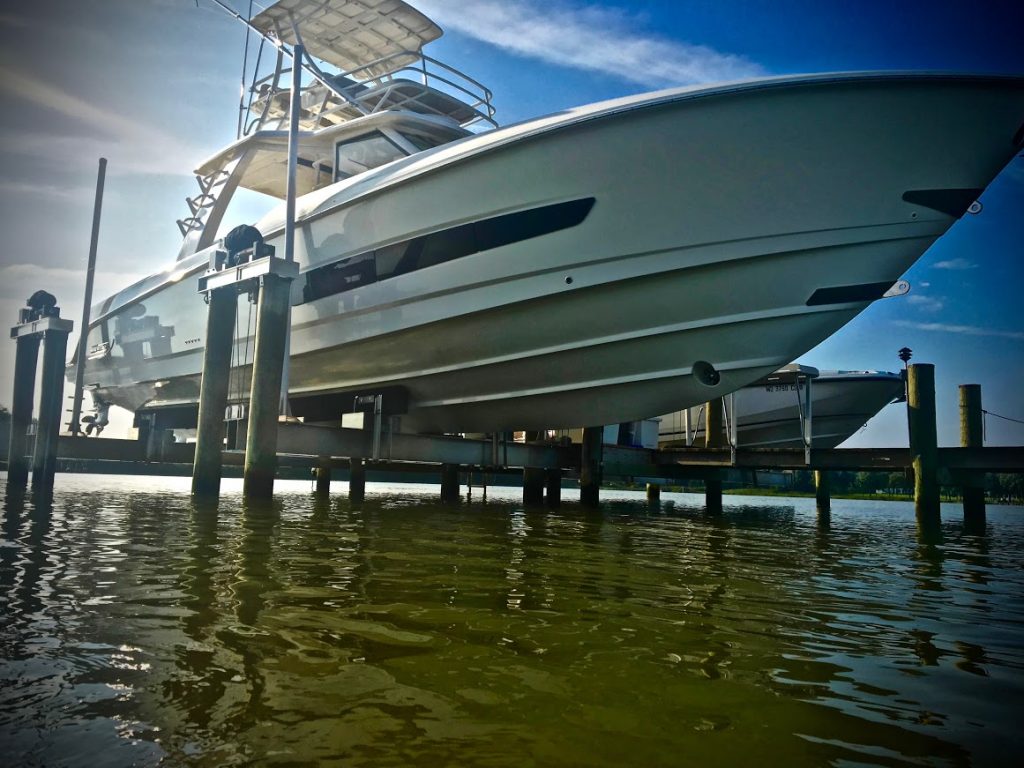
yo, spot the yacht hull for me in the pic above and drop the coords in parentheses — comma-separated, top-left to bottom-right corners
(78, 74, 1024, 432)
(658, 372, 906, 449)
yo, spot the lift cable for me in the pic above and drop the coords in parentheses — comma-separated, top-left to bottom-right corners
(983, 409, 1024, 426)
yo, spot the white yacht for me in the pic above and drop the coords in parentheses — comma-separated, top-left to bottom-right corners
(74, 0, 1024, 434)
(657, 366, 907, 449)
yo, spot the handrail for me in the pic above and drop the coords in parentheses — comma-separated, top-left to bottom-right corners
(244, 46, 497, 134)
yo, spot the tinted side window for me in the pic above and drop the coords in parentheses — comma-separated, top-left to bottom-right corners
(304, 253, 376, 302)
(299, 197, 596, 304)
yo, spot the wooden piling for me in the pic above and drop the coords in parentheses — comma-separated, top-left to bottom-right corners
(704, 398, 724, 513)
(315, 462, 331, 497)
(959, 384, 985, 522)
(580, 426, 602, 507)
(908, 364, 939, 522)
(646, 483, 661, 502)
(7, 334, 40, 488)
(31, 328, 70, 491)
(815, 470, 831, 514)
(349, 457, 366, 502)
(440, 463, 460, 503)
(545, 468, 561, 508)
(191, 287, 237, 497)
(523, 466, 545, 506)
(243, 274, 292, 499)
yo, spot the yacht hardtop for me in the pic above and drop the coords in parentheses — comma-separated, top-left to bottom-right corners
(178, 0, 496, 259)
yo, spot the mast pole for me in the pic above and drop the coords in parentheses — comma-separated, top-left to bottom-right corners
(69, 157, 107, 436)
(279, 42, 302, 415)
(236, 0, 254, 139)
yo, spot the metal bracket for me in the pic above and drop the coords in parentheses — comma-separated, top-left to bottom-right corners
(10, 316, 74, 340)
(882, 280, 911, 299)
(198, 253, 298, 294)
(353, 394, 384, 460)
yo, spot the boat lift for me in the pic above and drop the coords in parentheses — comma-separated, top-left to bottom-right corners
(679, 364, 818, 464)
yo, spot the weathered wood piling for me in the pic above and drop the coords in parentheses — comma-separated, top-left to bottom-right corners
(242, 273, 292, 499)
(704, 397, 724, 513)
(580, 426, 602, 507)
(349, 457, 366, 502)
(7, 333, 40, 488)
(908, 363, 939, 522)
(523, 466, 545, 506)
(191, 287, 237, 497)
(959, 383, 985, 522)
(7, 299, 73, 494)
(32, 326, 70, 492)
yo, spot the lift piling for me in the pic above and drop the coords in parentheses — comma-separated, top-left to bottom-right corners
(908, 364, 940, 523)
(242, 273, 292, 499)
(349, 457, 366, 502)
(7, 332, 40, 489)
(815, 470, 831, 514)
(704, 397, 725, 514)
(32, 325, 71, 492)
(523, 466, 545, 506)
(191, 286, 237, 497)
(959, 384, 985, 522)
(580, 426, 603, 507)
(7, 298, 73, 495)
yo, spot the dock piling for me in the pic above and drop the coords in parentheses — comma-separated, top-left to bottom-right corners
(704, 398, 724, 514)
(31, 327, 71, 491)
(959, 384, 985, 522)
(349, 457, 366, 502)
(646, 483, 661, 502)
(815, 470, 831, 514)
(523, 466, 545, 506)
(908, 363, 940, 522)
(440, 463, 460, 503)
(243, 274, 292, 499)
(314, 461, 331, 497)
(191, 287, 237, 497)
(580, 426, 602, 507)
(7, 333, 41, 488)
(545, 468, 561, 508)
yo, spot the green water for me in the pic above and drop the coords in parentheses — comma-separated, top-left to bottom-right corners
(1, 475, 1022, 767)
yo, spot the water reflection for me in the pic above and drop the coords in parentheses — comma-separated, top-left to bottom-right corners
(1, 478, 1022, 766)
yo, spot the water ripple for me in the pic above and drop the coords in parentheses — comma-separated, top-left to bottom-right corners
(1, 476, 1022, 766)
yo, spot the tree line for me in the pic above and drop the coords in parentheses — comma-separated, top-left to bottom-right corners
(787, 469, 1024, 503)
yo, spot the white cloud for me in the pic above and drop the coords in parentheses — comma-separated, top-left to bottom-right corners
(932, 257, 977, 270)
(416, 0, 764, 86)
(905, 294, 944, 312)
(893, 320, 1024, 341)
(0, 65, 216, 177)
(0, 263, 149, 306)
(0, 179, 93, 201)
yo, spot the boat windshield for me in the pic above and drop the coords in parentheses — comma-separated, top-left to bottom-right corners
(335, 131, 407, 180)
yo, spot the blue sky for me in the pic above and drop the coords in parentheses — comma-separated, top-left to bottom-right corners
(0, 0, 1022, 446)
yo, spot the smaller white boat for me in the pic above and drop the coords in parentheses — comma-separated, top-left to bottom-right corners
(657, 365, 906, 449)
